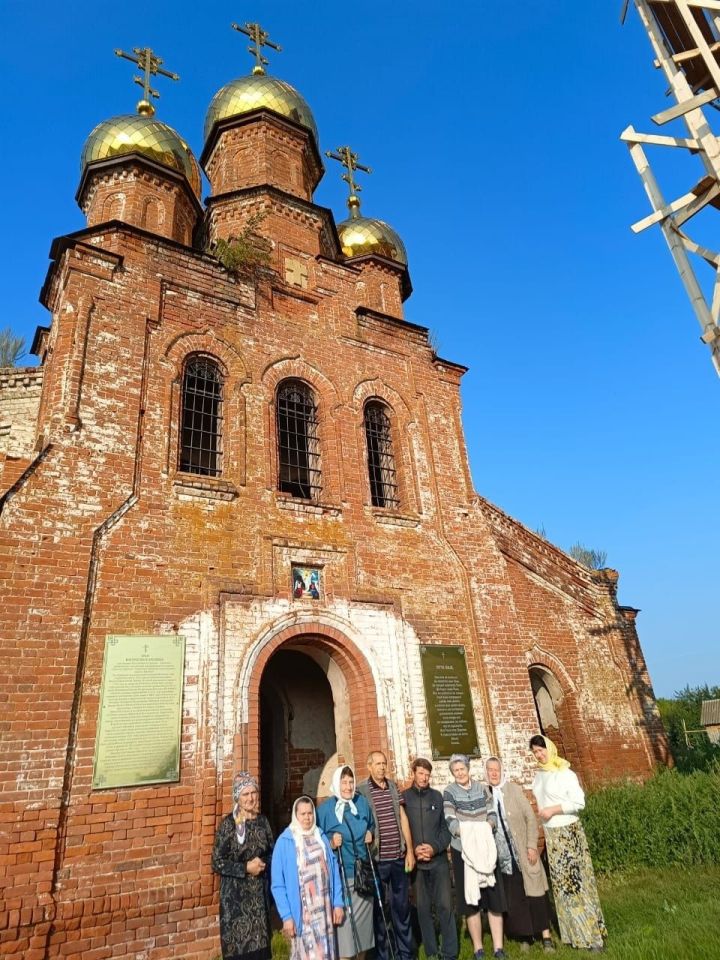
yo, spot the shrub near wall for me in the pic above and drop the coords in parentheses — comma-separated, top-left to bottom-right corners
(583, 765, 720, 874)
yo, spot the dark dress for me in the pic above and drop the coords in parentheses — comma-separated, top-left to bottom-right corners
(212, 813, 274, 960)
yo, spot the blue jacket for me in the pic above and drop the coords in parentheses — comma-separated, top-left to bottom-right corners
(271, 828, 343, 934)
(316, 793, 374, 879)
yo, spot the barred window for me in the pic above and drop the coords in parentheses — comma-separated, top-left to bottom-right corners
(179, 356, 223, 477)
(364, 401, 399, 509)
(277, 380, 322, 500)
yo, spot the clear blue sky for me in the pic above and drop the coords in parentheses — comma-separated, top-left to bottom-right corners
(1, 1, 716, 698)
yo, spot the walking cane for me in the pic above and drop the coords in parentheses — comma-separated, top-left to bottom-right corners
(336, 849, 362, 957)
(366, 842, 398, 960)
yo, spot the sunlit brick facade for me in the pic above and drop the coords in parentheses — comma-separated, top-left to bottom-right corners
(0, 55, 668, 960)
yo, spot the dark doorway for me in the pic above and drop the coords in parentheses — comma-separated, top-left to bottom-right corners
(259, 649, 337, 837)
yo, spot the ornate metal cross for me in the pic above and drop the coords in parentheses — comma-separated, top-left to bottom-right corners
(231, 21, 281, 75)
(325, 146, 372, 201)
(114, 46, 179, 115)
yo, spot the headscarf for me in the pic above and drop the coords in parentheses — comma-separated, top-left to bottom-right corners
(533, 735, 571, 772)
(330, 765, 358, 823)
(232, 771, 259, 844)
(484, 756, 517, 872)
(289, 795, 327, 863)
(484, 756, 508, 816)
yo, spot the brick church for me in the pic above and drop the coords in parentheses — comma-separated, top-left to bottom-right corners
(0, 26, 668, 960)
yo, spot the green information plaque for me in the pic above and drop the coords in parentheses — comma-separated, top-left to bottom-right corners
(93, 634, 186, 790)
(420, 645, 480, 759)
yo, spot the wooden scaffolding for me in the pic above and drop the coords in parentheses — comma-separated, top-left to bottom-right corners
(623, 0, 720, 375)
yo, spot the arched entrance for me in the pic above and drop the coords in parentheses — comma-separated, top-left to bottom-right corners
(260, 649, 339, 834)
(242, 624, 385, 836)
(529, 665, 574, 762)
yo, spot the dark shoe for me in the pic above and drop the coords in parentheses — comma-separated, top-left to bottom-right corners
(542, 939, 556, 953)
(493, 952, 507, 959)
(474, 952, 485, 960)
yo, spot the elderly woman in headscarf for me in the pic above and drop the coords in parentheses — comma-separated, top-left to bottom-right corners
(530, 735, 606, 952)
(443, 754, 507, 960)
(272, 795, 345, 960)
(212, 772, 274, 960)
(485, 756, 554, 953)
(317, 765, 375, 960)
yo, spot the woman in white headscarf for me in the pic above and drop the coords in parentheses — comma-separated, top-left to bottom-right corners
(272, 795, 345, 960)
(485, 756, 554, 953)
(317, 765, 375, 959)
(212, 772, 274, 960)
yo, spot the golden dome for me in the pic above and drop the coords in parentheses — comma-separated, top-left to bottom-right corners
(81, 114, 202, 198)
(337, 214, 407, 266)
(204, 73, 318, 144)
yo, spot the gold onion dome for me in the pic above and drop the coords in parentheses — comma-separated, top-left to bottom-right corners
(204, 73, 318, 144)
(337, 211, 408, 267)
(81, 113, 202, 199)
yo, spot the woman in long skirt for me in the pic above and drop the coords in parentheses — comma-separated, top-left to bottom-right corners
(212, 772, 274, 960)
(317, 765, 375, 960)
(530, 735, 606, 952)
(485, 756, 554, 952)
(272, 795, 345, 960)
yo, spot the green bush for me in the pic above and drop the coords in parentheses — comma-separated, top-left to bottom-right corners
(583, 765, 720, 874)
(657, 684, 720, 772)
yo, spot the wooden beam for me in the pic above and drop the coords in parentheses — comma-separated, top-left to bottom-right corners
(620, 125, 700, 149)
(676, 0, 720, 94)
(652, 87, 718, 124)
(669, 222, 720, 266)
(630, 182, 719, 232)
(685, 0, 720, 12)
(653, 38, 720, 66)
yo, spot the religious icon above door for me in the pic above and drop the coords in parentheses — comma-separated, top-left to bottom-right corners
(291, 565, 322, 600)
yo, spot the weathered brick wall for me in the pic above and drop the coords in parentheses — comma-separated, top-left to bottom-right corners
(0, 106, 668, 960)
(0, 366, 42, 460)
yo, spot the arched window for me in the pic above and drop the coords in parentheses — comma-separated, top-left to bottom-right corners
(364, 400, 399, 509)
(277, 380, 321, 499)
(179, 355, 223, 476)
(529, 666, 569, 760)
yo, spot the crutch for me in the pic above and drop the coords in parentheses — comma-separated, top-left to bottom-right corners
(366, 843, 397, 960)
(336, 849, 361, 957)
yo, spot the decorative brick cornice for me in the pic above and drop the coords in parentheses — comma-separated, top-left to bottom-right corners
(0, 366, 44, 389)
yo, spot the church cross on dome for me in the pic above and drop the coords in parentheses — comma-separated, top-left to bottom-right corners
(231, 21, 282, 76)
(326, 146, 372, 220)
(114, 46, 180, 117)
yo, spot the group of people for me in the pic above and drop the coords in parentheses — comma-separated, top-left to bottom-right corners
(211, 735, 607, 960)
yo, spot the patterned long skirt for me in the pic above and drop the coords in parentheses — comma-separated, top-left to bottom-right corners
(292, 837, 336, 960)
(544, 820, 606, 949)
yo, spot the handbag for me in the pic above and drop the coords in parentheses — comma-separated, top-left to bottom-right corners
(342, 808, 375, 899)
(352, 851, 375, 900)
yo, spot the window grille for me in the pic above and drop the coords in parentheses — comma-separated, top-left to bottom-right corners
(277, 381, 322, 499)
(179, 356, 223, 477)
(364, 401, 399, 509)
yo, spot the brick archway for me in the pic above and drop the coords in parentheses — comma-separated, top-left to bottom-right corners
(236, 622, 387, 796)
(528, 662, 592, 778)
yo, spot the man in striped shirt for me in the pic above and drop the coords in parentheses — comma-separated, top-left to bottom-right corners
(358, 751, 416, 960)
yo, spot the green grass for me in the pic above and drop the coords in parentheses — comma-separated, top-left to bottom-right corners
(267, 866, 720, 960)
(583, 766, 720, 875)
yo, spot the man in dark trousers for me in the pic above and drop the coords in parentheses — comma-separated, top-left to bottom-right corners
(402, 758, 458, 960)
(358, 750, 416, 960)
